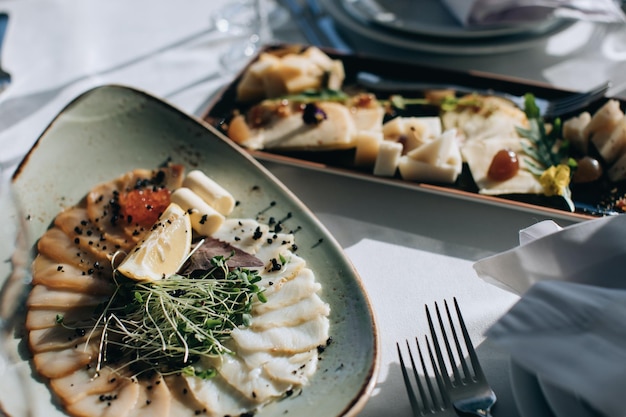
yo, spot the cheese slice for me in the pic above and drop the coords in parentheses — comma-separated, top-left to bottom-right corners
(231, 101, 358, 151)
(462, 137, 544, 195)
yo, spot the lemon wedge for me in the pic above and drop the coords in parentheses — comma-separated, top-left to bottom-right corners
(117, 202, 192, 282)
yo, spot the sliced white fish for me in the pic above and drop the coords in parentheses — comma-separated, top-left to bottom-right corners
(37, 227, 111, 277)
(253, 231, 295, 263)
(29, 325, 102, 354)
(165, 374, 224, 417)
(32, 255, 113, 296)
(26, 306, 97, 330)
(50, 366, 129, 405)
(213, 218, 270, 255)
(33, 341, 98, 378)
(238, 349, 319, 385)
(209, 353, 291, 403)
(185, 370, 257, 415)
(263, 349, 319, 385)
(27, 284, 108, 309)
(231, 315, 330, 354)
(55, 206, 126, 262)
(254, 267, 319, 314)
(257, 251, 306, 289)
(129, 375, 171, 417)
(250, 293, 329, 330)
(64, 375, 140, 417)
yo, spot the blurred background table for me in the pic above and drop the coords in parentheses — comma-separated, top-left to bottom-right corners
(0, 1, 621, 416)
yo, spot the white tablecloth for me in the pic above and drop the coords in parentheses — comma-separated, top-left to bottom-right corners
(1, 0, 616, 415)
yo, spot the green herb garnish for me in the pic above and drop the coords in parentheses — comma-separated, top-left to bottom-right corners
(516, 93, 576, 175)
(278, 89, 350, 103)
(86, 255, 265, 376)
(273, 89, 479, 112)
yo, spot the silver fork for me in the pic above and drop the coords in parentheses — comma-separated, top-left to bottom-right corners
(0, 12, 11, 93)
(397, 337, 457, 416)
(356, 71, 610, 119)
(426, 298, 497, 417)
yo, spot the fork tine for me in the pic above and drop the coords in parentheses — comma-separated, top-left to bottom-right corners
(442, 300, 472, 381)
(451, 297, 486, 381)
(407, 339, 433, 411)
(554, 81, 609, 107)
(426, 299, 497, 416)
(546, 81, 610, 117)
(423, 335, 452, 411)
(426, 304, 453, 388)
(397, 342, 420, 416)
(397, 337, 454, 416)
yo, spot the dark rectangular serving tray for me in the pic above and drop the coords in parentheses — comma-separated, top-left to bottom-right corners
(201, 44, 626, 221)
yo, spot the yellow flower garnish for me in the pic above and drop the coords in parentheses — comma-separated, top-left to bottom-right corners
(539, 164, 571, 196)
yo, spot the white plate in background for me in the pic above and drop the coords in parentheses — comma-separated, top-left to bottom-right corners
(340, 0, 565, 39)
(321, 0, 574, 55)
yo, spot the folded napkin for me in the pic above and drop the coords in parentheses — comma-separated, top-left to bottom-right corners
(474, 214, 626, 417)
(487, 280, 626, 417)
(441, 0, 626, 27)
(474, 214, 626, 294)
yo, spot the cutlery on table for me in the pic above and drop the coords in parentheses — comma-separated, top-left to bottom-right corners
(0, 12, 11, 93)
(357, 71, 610, 119)
(427, 298, 496, 417)
(282, 0, 352, 52)
(397, 337, 457, 416)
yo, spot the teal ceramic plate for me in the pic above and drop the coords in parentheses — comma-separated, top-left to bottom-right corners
(3, 85, 379, 417)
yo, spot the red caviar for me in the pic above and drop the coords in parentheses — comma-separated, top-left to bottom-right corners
(119, 188, 171, 226)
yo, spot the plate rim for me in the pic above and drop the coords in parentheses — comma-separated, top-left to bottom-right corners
(320, 0, 575, 55)
(339, 0, 567, 40)
(8, 83, 381, 417)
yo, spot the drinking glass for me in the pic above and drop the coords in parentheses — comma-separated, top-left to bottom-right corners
(212, 0, 286, 71)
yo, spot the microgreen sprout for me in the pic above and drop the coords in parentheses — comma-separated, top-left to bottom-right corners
(71, 254, 266, 377)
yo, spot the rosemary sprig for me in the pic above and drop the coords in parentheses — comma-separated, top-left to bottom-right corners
(515, 93, 575, 175)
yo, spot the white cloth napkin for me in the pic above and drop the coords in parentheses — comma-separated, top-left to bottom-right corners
(474, 214, 626, 417)
(474, 214, 626, 294)
(344, 238, 519, 416)
(441, 0, 626, 26)
(486, 281, 626, 417)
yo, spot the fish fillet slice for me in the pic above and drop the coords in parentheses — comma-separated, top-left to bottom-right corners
(55, 206, 132, 262)
(253, 267, 320, 314)
(29, 325, 102, 353)
(231, 315, 329, 354)
(26, 306, 97, 330)
(184, 372, 257, 415)
(249, 293, 329, 330)
(32, 255, 113, 295)
(37, 227, 111, 276)
(213, 353, 291, 403)
(64, 376, 140, 417)
(27, 284, 108, 309)
(33, 342, 98, 378)
(212, 218, 271, 256)
(50, 366, 129, 405)
(127, 375, 171, 417)
(165, 375, 215, 417)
